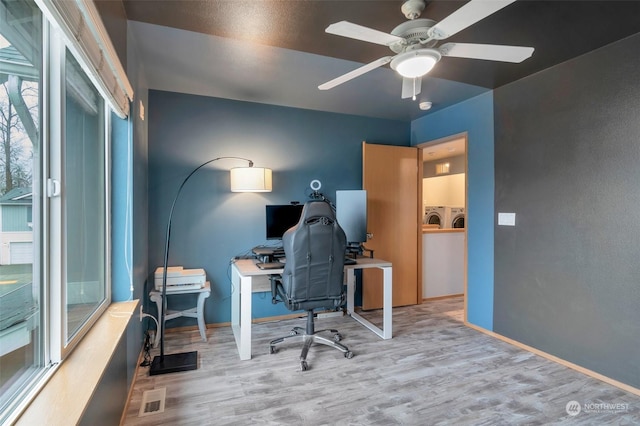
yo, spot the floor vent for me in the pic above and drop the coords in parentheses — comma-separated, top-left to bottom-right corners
(138, 387, 166, 417)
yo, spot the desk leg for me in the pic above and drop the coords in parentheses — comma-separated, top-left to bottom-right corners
(347, 265, 393, 340)
(345, 269, 356, 316)
(231, 267, 240, 329)
(240, 275, 252, 360)
(381, 266, 392, 339)
(231, 266, 253, 360)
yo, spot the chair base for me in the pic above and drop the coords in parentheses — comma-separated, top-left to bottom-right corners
(269, 327, 353, 371)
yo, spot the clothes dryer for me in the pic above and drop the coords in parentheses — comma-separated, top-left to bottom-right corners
(448, 207, 465, 229)
(424, 206, 447, 229)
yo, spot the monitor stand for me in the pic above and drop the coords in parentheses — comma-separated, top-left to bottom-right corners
(346, 243, 374, 259)
(252, 245, 285, 263)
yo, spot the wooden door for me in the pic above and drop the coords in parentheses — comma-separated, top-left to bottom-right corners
(362, 142, 422, 309)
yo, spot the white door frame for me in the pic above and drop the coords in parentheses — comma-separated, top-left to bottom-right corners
(417, 132, 468, 320)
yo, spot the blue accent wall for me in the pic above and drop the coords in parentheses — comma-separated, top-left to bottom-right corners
(410, 92, 495, 330)
(148, 90, 409, 325)
(111, 112, 132, 302)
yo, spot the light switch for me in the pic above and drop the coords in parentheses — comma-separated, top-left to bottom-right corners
(498, 212, 516, 226)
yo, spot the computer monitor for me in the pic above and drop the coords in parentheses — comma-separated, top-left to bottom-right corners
(265, 204, 304, 240)
(336, 190, 367, 244)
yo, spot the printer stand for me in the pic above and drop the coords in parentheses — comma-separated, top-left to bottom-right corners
(149, 282, 211, 348)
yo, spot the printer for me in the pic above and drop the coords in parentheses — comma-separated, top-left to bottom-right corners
(154, 266, 206, 292)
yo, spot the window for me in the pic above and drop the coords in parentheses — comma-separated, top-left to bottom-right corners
(0, 0, 43, 418)
(0, 0, 114, 421)
(63, 50, 108, 342)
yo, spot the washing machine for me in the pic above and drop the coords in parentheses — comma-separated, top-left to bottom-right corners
(448, 207, 465, 229)
(424, 206, 447, 228)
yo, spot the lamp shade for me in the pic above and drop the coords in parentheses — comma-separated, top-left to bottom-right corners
(230, 167, 273, 192)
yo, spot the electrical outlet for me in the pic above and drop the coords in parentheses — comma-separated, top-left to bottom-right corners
(498, 212, 516, 226)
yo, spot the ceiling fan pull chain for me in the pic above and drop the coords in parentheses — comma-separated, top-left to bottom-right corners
(413, 78, 417, 101)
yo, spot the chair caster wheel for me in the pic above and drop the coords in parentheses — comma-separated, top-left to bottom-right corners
(334, 333, 342, 342)
(300, 361, 309, 371)
(269, 346, 277, 354)
(345, 351, 354, 359)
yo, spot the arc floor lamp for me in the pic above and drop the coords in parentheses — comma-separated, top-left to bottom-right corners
(150, 156, 272, 375)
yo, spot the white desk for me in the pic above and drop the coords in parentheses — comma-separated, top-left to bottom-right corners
(230, 258, 392, 360)
(149, 282, 211, 348)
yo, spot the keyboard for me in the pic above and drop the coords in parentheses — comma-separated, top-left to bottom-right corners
(256, 262, 285, 270)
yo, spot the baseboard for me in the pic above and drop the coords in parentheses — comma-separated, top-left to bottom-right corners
(464, 321, 640, 397)
(422, 293, 464, 301)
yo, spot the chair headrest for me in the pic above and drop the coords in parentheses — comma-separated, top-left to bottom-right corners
(299, 200, 335, 223)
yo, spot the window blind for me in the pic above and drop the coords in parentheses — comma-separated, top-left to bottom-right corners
(35, 0, 133, 117)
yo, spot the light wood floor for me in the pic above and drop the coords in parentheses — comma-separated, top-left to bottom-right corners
(123, 297, 639, 425)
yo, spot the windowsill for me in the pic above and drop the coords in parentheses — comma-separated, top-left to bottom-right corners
(15, 300, 138, 426)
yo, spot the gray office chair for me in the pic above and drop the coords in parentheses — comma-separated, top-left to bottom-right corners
(269, 200, 354, 371)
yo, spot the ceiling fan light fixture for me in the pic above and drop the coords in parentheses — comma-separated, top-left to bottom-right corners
(391, 49, 441, 78)
(397, 56, 436, 77)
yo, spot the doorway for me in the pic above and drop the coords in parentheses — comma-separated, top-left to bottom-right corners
(417, 133, 468, 318)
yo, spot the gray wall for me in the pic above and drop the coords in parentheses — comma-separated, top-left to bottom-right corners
(493, 32, 640, 388)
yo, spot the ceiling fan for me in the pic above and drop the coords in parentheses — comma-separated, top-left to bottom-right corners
(318, 0, 534, 100)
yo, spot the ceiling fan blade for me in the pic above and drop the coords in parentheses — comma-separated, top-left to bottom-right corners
(429, 0, 517, 40)
(440, 42, 534, 63)
(326, 21, 404, 46)
(319, 56, 394, 90)
(401, 77, 422, 99)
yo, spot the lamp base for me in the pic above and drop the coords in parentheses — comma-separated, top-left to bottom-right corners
(149, 351, 198, 375)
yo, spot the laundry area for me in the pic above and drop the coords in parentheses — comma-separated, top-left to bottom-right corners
(421, 138, 466, 299)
